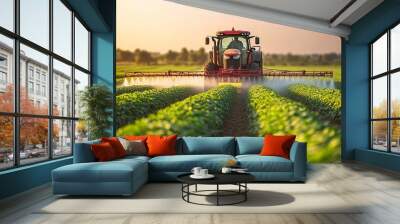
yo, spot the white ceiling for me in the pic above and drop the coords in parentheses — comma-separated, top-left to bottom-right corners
(167, 0, 384, 38)
(229, 0, 352, 22)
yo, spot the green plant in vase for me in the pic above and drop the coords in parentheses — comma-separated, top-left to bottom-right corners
(80, 84, 113, 140)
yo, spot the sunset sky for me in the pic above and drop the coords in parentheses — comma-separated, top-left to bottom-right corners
(117, 0, 341, 54)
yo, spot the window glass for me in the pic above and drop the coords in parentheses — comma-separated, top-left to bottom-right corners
(0, 0, 92, 169)
(20, 0, 49, 49)
(221, 36, 247, 50)
(372, 121, 388, 151)
(20, 44, 49, 115)
(19, 117, 49, 165)
(0, 116, 14, 170)
(53, 59, 72, 117)
(53, 0, 72, 60)
(53, 119, 72, 157)
(391, 120, 400, 153)
(0, 0, 14, 31)
(372, 76, 387, 119)
(74, 18, 89, 69)
(74, 69, 89, 118)
(0, 34, 14, 112)
(391, 24, 400, 70)
(391, 72, 400, 118)
(372, 33, 387, 76)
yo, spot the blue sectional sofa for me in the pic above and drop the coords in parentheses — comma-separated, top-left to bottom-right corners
(52, 137, 307, 196)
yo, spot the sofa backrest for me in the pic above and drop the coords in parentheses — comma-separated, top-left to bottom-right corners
(179, 137, 235, 155)
(73, 139, 100, 163)
(74, 136, 299, 160)
(235, 137, 264, 155)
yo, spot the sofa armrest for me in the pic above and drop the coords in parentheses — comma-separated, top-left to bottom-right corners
(73, 140, 100, 163)
(289, 141, 307, 181)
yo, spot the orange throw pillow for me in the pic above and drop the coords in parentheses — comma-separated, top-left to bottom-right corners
(91, 142, 117, 161)
(146, 135, 177, 157)
(101, 137, 126, 158)
(260, 135, 296, 159)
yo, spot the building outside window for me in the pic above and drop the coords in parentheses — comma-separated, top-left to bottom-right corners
(35, 70, 40, 81)
(0, 54, 7, 67)
(371, 23, 400, 154)
(28, 66, 34, 80)
(0, 54, 7, 90)
(35, 83, 40, 95)
(54, 89, 58, 103)
(0, 71, 7, 85)
(28, 81, 34, 94)
(0, 71, 6, 82)
(41, 73, 46, 83)
(41, 85, 46, 97)
(0, 0, 91, 170)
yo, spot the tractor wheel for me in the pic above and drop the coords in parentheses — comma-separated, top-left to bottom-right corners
(249, 63, 260, 70)
(205, 63, 219, 73)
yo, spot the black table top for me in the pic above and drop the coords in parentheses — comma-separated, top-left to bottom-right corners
(177, 172, 255, 185)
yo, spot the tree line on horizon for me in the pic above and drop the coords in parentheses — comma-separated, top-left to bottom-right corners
(117, 48, 341, 66)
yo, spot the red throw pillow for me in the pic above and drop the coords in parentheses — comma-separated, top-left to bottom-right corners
(146, 135, 177, 157)
(101, 137, 126, 158)
(260, 135, 296, 159)
(91, 142, 117, 162)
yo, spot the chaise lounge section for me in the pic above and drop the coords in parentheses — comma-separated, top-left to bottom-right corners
(52, 136, 307, 196)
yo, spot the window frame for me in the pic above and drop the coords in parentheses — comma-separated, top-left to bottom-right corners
(0, 0, 92, 171)
(370, 21, 400, 154)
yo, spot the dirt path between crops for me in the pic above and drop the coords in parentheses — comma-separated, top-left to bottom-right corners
(222, 87, 251, 136)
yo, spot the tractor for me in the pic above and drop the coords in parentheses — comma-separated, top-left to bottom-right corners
(204, 28, 263, 76)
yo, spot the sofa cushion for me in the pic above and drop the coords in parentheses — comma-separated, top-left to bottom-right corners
(236, 137, 264, 155)
(180, 137, 235, 155)
(149, 154, 235, 172)
(53, 158, 147, 183)
(236, 155, 293, 172)
(116, 155, 150, 163)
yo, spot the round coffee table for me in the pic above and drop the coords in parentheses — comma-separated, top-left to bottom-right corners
(177, 173, 255, 206)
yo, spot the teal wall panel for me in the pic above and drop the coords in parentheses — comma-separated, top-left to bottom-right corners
(343, 0, 400, 171)
(91, 31, 115, 135)
(0, 158, 72, 199)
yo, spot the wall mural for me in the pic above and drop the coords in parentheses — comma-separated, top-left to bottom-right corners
(116, 0, 341, 163)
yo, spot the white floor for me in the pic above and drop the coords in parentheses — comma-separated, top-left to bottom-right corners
(1, 163, 400, 224)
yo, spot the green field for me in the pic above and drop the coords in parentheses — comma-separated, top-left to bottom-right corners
(116, 64, 203, 77)
(116, 64, 340, 81)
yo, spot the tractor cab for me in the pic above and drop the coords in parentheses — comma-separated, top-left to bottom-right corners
(205, 28, 262, 76)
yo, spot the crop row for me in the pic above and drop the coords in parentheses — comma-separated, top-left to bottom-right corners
(116, 87, 193, 128)
(116, 85, 154, 95)
(117, 85, 237, 136)
(288, 84, 341, 121)
(248, 85, 340, 162)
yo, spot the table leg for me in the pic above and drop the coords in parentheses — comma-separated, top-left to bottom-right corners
(181, 184, 183, 199)
(187, 184, 190, 202)
(195, 184, 198, 192)
(245, 183, 247, 201)
(217, 184, 219, 206)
